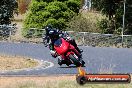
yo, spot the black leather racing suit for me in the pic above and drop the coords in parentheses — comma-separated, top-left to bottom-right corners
(43, 28, 82, 54)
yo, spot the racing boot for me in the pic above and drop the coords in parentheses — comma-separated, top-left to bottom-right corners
(75, 47, 83, 59)
(76, 47, 83, 53)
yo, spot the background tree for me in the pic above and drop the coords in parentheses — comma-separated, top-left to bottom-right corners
(124, 0, 132, 34)
(92, 0, 132, 34)
(0, 0, 18, 24)
(92, 0, 119, 20)
(23, 0, 80, 37)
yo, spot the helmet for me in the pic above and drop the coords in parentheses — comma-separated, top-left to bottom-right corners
(45, 24, 52, 31)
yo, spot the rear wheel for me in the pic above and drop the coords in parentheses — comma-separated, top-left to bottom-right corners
(69, 54, 81, 67)
(66, 59, 72, 66)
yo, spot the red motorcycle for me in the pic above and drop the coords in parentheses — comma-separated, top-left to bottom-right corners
(53, 38, 85, 67)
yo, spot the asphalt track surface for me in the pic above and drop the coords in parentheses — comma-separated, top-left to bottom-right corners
(0, 42, 132, 76)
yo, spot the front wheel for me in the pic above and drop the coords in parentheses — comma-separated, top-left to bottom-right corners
(80, 60, 85, 67)
(69, 54, 81, 67)
(58, 58, 62, 66)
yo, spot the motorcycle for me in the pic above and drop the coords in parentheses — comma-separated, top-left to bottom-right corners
(51, 37, 85, 67)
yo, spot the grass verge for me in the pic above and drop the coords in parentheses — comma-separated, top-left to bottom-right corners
(0, 55, 39, 71)
(0, 76, 131, 88)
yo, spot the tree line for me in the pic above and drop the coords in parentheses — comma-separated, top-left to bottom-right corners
(92, 0, 132, 34)
(22, 0, 80, 37)
(0, 0, 17, 24)
(0, 0, 132, 36)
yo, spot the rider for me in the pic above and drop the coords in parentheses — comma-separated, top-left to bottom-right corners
(43, 24, 83, 58)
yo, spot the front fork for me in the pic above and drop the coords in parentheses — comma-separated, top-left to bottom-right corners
(73, 53, 83, 63)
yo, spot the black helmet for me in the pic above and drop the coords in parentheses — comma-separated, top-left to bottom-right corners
(45, 24, 53, 31)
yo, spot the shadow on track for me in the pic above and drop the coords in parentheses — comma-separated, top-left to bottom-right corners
(59, 66, 77, 68)
(58, 65, 85, 68)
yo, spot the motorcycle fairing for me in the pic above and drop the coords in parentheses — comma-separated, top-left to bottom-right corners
(54, 38, 70, 55)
